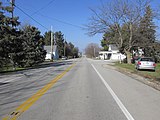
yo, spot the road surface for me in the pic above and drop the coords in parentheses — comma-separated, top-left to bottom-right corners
(0, 57, 160, 120)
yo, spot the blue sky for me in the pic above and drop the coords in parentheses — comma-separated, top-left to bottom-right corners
(2, 0, 105, 52)
(1, 0, 160, 51)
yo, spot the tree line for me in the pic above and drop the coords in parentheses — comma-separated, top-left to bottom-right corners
(87, 0, 160, 63)
(43, 31, 79, 58)
(0, 1, 79, 71)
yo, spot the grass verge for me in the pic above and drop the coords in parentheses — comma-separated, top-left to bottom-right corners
(0, 67, 25, 73)
(114, 62, 160, 81)
(0, 61, 58, 73)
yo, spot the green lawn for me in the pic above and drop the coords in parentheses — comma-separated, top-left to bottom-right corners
(114, 62, 160, 80)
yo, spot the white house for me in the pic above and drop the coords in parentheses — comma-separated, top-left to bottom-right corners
(44, 45, 59, 60)
(99, 44, 126, 61)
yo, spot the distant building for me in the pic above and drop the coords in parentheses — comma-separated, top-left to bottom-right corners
(132, 47, 144, 57)
(44, 45, 59, 60)
(78, 52, 82, 57)
(99, 44, 126, 61)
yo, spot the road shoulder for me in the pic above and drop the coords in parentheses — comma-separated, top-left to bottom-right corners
(102, 64, 160, 91)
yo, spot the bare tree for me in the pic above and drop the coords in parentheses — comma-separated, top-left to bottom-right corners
(85, 43, 100, 58)
(87, 0, 150, 64)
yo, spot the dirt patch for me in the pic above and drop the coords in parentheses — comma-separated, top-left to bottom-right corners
(103, 64, 160, 91)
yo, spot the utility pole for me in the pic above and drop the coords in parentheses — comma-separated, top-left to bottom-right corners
(64, 36, 66, 57)
(94, 47, 95, 58)
(51, 26, 53, 61)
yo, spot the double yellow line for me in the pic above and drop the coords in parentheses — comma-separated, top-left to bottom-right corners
(2, 64, 75, 120)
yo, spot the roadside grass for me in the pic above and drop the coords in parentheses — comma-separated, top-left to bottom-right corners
(0, 66, 25, 73)
(114, 62, 160, 80)
(0, 59, 66, 73)
(0, 60, 58, 73)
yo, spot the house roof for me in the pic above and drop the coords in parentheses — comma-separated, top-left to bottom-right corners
(109, 44, 118, 51)
(44, 45, 57, 53)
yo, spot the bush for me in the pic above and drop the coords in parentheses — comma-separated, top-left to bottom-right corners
(153, 55, 160, 63)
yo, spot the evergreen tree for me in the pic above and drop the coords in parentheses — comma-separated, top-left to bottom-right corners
(101, 26, 122, 51)
(68, 42, 74, 57)
(64, 42, 75, 58)
(44, 31, 51, 45)
(54, 31, 64, 57)
(139, 5, 156, 57)
(72, 47, 79, 58)
(101, 39, 108, 51)
(43, 30, 79, 58)
(0, 1, 21, 69)
(65, 42, 72, 57)
(21, 25, 46, 67)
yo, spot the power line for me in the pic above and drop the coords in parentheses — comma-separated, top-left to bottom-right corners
(6, 0, 48, 30)
(15, 5, 49, 30)
(16, 5, 85, 30)
(7, 0, 85, 31)
(39, 13, 85, 29)
(31, 0, 56, 16)
(14, 1, 85, 29)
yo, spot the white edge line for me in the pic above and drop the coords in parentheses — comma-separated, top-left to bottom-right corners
(91, 64, 135, 120)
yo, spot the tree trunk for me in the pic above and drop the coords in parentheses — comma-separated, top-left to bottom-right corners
(129, 23, 133, 47)
(116, 23, 123, 47)
(125, 23, 133, 64)
(125, 50, 131, 64)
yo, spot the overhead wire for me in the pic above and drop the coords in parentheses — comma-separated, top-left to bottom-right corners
(15, 5, 49, 30)
(17, 6, 85, 30)
(7, 0, 85, 31)
(15, 0, 85, 29)
(38, 13, 85, 29)
(31, 0, 56, 16)
(6, 0, 49, 30)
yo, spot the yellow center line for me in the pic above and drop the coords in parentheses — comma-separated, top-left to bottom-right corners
(2, 63, 75, 120)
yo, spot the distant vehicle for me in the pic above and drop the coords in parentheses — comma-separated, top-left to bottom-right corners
(61, 56, 67, 60)
(135, 57, 156, 71)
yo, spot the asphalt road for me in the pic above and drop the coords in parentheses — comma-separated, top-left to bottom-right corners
(0, 57, 160, 120)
